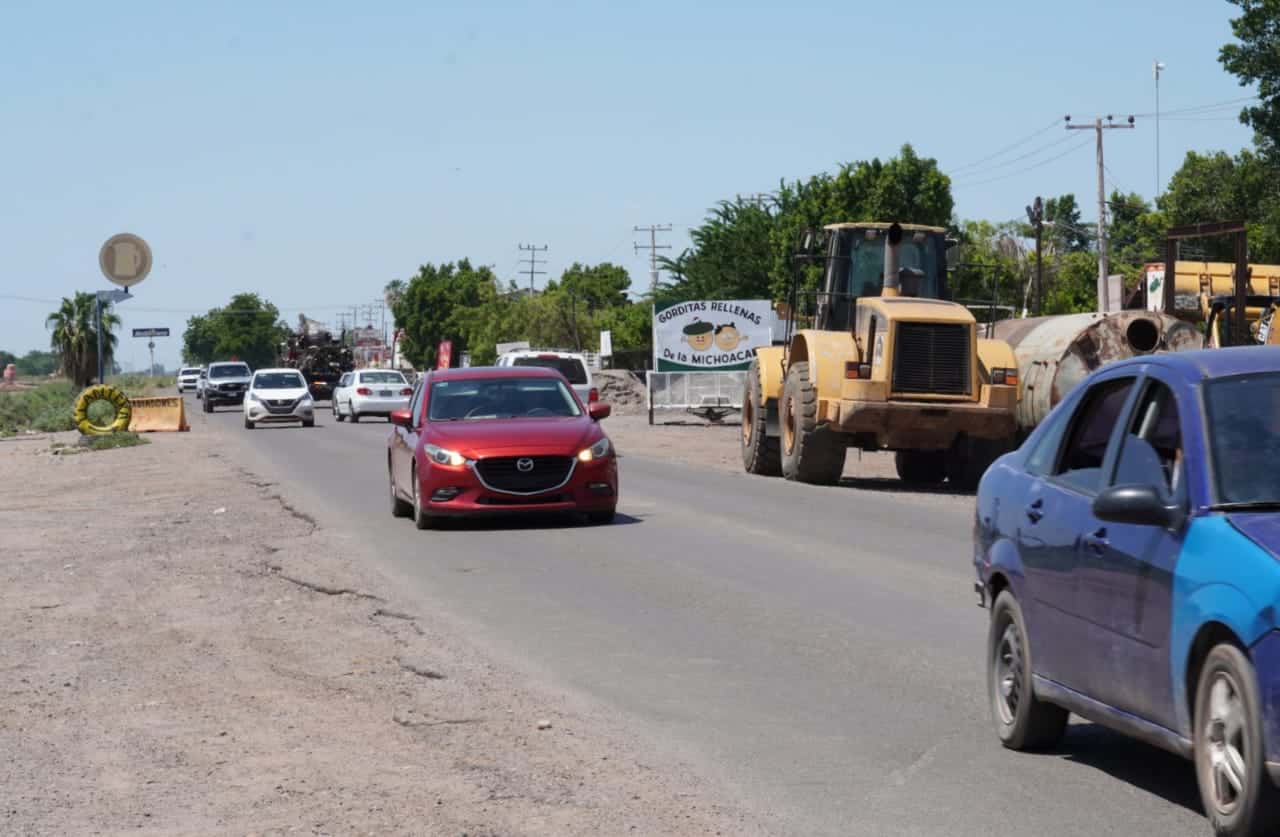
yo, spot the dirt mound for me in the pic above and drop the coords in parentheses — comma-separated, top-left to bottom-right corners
(594, 370, 646, 415)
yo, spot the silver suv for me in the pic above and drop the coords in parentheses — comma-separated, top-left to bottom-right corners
(202, 362, 253, 412)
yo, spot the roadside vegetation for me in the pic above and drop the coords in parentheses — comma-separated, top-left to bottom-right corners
(0, 375, 176, 436)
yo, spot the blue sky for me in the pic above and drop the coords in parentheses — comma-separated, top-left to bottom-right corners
(0, 0, 1258, 369)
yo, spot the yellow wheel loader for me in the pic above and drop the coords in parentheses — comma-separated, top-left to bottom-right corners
(741, 222, 1020, 489)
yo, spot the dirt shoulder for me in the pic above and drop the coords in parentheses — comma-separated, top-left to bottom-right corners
(601, 414, 974, 506)
(0, 431, 766, 837)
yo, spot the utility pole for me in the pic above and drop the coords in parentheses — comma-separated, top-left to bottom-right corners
(1066, 114, 1135, 312)
(518, 244, 548, 294)
(1025, 196, 1045, 316)
(1154, 60, 1166, 200)
(633, 224, 672, 296)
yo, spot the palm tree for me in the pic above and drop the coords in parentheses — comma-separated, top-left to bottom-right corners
(46, 292, 120, 385)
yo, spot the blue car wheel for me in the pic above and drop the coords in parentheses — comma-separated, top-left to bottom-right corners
(988, 591, 1068, 750)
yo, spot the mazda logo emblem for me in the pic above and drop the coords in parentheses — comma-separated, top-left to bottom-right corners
(516, 458, 535, 473)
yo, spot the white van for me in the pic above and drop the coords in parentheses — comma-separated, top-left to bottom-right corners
(495, 350, 596, 404)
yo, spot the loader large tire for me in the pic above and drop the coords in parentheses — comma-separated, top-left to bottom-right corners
(780, 362, 845, 485)
(741, 357, 781, 476)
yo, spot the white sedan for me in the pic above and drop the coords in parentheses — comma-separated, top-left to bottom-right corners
(243, 369, 316, 429)
(333, 369, 413, 423)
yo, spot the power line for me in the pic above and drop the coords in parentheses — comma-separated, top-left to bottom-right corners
(1131, 94, 1258, 119)
(946, 117, 1062, 175)
(952, 136, 1093, 187)
(517, 243, 548, 294)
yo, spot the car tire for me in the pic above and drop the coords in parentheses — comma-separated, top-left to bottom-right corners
(1193, 644, 1280, 837)
(742, 357, 782, 476)
(390, 464, 413, 518)
(203, 398, 213, 413)
(411, 466, 435, 530)
(350, 410, 360, 423)
(988, 590, 1067, 750)
(895, 450, 948, 484)
(779, 362, 845, 485)
(244, 417, 254, 430)
(302, 418, 315, 428)
(587, 509, 616, 525)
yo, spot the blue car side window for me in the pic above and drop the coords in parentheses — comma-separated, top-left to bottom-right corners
(1051, 376, 1136, 494)
(1112, 379, 1186, 502)
(1025, 398, 1074, 476)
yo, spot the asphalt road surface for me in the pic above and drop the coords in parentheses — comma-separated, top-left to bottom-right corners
(196, 397, 1212, 837)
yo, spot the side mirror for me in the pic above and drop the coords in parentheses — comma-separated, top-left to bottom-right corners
(1093, 484, 1181, 529)
(389, 409, 413, 428)
(588, 402, 611, 421)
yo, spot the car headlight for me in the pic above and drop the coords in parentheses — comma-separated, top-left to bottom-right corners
(425, 444, 467, 467)
(248, 392, 262, 403)
(300, 393, 314, 405)
(577, 437, 612, 462)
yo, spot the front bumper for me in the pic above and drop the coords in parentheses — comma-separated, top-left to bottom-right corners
(246, 401, 314, 423)
(206, 386, 249, 403)
(417, 455, 618, 516)
(833, 399, 1016, 448)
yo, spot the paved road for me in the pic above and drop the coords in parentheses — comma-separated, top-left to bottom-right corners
(195, 398, 1210, 837)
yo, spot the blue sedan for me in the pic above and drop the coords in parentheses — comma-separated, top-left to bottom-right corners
(974, 346, 1280, 837)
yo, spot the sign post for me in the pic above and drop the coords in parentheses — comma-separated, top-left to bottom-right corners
(132, 328, 169, 376)
(97, 233, 152, 384)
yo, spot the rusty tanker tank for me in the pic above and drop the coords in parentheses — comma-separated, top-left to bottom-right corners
(990, 310, 1202, 432)
(281, 315, 354, 400)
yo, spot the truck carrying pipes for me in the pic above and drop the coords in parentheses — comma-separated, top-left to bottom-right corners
(741, 222, 1021, 489)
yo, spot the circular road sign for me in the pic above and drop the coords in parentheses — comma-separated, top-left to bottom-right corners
(99, 233, 152, 288)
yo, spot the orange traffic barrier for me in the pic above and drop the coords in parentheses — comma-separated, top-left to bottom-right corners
(128, 396, 190, 432)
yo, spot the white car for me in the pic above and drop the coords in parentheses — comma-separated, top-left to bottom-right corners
(332, 368, 412, 423)
(177, 366, 203, 393)
(243, 368, 315, 429)
(195, 368, 208, 399)
(495, 350, 597, 404)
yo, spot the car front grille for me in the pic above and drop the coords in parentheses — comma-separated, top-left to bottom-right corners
(891, 322, 971, 396)
(474, 456, 574, 495)
(264, 397, 298, 414)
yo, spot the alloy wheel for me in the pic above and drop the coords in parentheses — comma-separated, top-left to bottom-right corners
(994, 623, 1022, 725)
(1205, 671, 1248, 816)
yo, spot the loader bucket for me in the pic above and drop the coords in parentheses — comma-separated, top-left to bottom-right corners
(128, 396, 190, 432)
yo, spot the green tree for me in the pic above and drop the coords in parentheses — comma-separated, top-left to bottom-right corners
(769, 144, 953, 300)
(659, 199, 777, 302)
(16, 350, 59, 376)
(1043, 194, 1092, 252)
(45, 292, 120, 386)
(180, 294, 288, 369)
(1159, 148, 1280, 263)
(1042, 251, 1101, 315)
(1221, 0, 1280, 155)
(951, 219, 1028, 314)
(0, 349, 15, 369)
(555, 262, 631, 310)
(392, 260, 500, 368)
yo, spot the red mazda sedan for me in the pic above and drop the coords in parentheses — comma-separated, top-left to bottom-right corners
(387, 366, 618, 529)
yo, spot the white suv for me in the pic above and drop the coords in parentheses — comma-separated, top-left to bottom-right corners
(495, 350, 596, 404)
(243, 369, 315, 429)
(177, 367, 203, 393)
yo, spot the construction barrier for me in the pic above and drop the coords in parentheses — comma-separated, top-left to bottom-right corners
(75, 385, 132, 435)
(127, 396, 190, 432)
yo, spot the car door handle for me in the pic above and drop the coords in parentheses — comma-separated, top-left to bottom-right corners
(1082, 528, 1109, 555)
(1025, 499, 1044, 524)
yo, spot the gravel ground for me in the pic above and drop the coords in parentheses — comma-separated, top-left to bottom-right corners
(601, 414, 974, 506)
(0, 430, 766, 837)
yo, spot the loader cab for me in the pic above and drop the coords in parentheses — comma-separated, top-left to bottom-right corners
(814, 224, 950, 332)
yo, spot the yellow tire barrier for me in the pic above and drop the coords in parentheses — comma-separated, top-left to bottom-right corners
(74, 385, 132, 435)
(128, 396, 190, 432)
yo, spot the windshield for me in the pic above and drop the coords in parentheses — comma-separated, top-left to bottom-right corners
(1205, 373, 1280, 504)
(511, 356, 588, 384)
(831, 229, 943, 302)
(180, 368, 201, 376)
(359, 371, 406, 384)
(428, 377, 582, 421)
(211, 364, 250, 378)
(254, 372, 305, 390)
